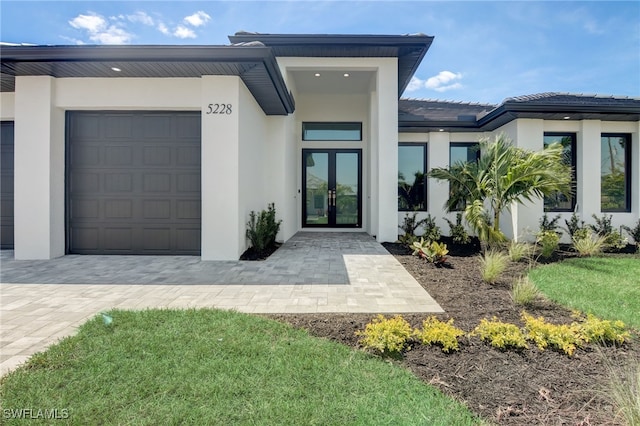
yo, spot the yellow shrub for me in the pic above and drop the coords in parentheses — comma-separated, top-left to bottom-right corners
(356, 315, 412, 354)
(473, 317, 528, 350)
(576, 313, 631, 345)
(521, 312, 583, 357)
(414, 317, 465, 353)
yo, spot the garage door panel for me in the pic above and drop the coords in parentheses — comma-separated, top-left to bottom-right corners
(67, 111, 201, 255)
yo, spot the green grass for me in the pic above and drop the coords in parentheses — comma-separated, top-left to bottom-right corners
(529, 255, 640, 329)
(0, 309, 479, 425)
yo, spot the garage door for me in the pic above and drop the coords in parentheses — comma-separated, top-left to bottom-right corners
(67, 112, 201, 255)
(0, 121, 14, 249)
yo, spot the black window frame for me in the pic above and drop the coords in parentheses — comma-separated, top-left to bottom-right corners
(398, 142, 428, 211)
(600, 133, 632, 213)
(543, 132, 577, 212)
(302, 122, 362, 141)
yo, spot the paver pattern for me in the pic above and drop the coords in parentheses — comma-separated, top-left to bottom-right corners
(0, 233, 442, 375)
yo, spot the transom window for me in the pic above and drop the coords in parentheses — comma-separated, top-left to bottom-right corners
(398, 143, 427, 211)
(544, 133, 576, 212)
(302, 122, 362, 141)
(601, 134, 631, 212)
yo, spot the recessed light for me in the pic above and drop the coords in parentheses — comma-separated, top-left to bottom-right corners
(343, 73, 350, 77)
(314, 73, 320, 77)
(563, 116, 570, 120)
(439, 129, 444, 132)
(111, 67, 122, 72)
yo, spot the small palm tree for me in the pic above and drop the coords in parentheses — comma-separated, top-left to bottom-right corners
(429, 134, 572, 246)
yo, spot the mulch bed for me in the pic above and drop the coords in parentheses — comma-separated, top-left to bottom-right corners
(268, 240, 639, 425)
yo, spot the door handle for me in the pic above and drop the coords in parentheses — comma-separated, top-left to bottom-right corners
(328, 189, 336, 207)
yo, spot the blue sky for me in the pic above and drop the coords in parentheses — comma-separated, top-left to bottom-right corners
(1, 1, 638, 104)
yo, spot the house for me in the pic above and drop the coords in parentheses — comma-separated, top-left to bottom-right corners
(1, 32, 638, 260)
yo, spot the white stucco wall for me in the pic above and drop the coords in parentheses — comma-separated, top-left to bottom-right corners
(1, 92, 15, 119)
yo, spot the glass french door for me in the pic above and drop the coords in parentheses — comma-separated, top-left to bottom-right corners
(302, 149, 362, 228)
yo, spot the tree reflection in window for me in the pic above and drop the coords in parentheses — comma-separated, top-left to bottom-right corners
(601, 134, 631, 212)
(398, 144, 426, 211)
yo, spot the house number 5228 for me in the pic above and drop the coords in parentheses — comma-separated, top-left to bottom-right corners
(206, 103, 232, 115)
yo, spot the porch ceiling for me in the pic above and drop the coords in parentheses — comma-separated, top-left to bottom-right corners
(289, 70, 374, 94)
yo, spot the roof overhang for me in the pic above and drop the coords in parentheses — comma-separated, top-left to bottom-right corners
(0, 45, 295, 115)
(229, 33, 434, 96)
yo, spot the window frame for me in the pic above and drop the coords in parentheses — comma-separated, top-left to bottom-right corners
(600, 133, 632, 213)
(543, 132, 577, 212)
(302, 122, 362, 141)
(398, 142, 428, 212)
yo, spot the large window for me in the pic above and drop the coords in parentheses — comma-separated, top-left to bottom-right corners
(449, 143, 480, 210)
(302, 122, 362, 141)
(601, 134, 631, 212)
(398, 143, 427, 211)
(544, 133, 576, 212)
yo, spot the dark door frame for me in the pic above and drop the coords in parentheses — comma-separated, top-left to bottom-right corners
(302, 148, 362, 228)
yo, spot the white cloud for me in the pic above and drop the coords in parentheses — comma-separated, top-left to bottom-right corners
(69, 12, 132, 45)
(184, 11, 211, 27)
(157, 22, 170, 35)
(406, 76, 426, 92)
(174, 25, 196, 39)
(69, 13, 107, 33)
(425, 71, 463, 92)
(127, 11, 154, 26)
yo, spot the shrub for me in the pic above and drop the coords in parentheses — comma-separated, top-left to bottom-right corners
(536, 230, 559, 259)
(413, 317, 465, 353)
(421, 214, 441, 242)
(521, 312, 582, 357)
(246, 203, 281, 253)
(356, 315, 412, 355)
(622, 219, 640, 248)
(577, 313, 630, 345)
(398, 212, 426, 245)
(411, 238, 449, 264)
(539, 213, 562, 234)
(590, 213, 615, 236)
(508, 240, 533, 262)
(444, 212, 470, 245)
(564, 212, 587, 239)
(606, 358, 640, 426)
(473, 317, 528, 350)
(478, 250, 510, 283)
(511, 276, 540, 307)
(572, 231, 606, 257)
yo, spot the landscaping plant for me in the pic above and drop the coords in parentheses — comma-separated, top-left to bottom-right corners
(473, 317, 529, 350)
(507, 240, 533, 262)
(413, 317, 465, 353)
(571, 231, 606, 257)
(398, 211, 426, 245)
(511, 276, 540, 307)
(410, 237, 449, 265)
(356, 315, 412, 355)
(246, 203, 282, 254)
(421, 213, 442, 243)
(621, 219, 640, 251)
(478, 249, 510, 283)
(536, 230, 560, 259)
(522, 312, 583, 357)
(590, 213, 628, 251)
(444, 212, 470, 245)
(564, 212, 588, 240)
(606, 358, 640, 426)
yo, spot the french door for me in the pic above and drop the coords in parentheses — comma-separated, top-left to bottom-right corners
(302, 149, 362, 228)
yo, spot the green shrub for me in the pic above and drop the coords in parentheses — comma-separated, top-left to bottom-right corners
(522, 312, 582, 357)
(606, 358, 640, 426)
(398, 212, 426, 245)
(411, 238, 449, 264)
(511, 276, 540, 307)
(508, 240, 533, 262)
(536, 230, 559, 259)
(478, 250, 510, 283)
(539, 213, 562, 233)
(564, 212, 587, 239)
(444, 212, 470, 245)
(576, 313, 630, 345)
(572, 231, 606, 257)
(622, 219, 640, 248)
(246, 203, 282, 253)
(590, 213, 615, 236)
(413, 317, 465, 353)
(473, 317, 528, 350)
(421, 214, 441, 242)
(356, 315, 412, 355)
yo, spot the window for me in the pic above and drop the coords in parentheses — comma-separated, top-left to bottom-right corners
(601, 134, 631, 212)
(302, 122, 362, 141)
(449, 143, 480, 210)
(398, 143, 427, 211)
(544, 133, 576, 212)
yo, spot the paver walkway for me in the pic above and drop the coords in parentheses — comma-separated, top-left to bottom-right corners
(0, 232, 442, 376)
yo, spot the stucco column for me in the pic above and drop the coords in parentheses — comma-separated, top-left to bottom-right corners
(13, 76, 65, 259)
(200, 76, 241, 260)
(374, 59, 398, 242)
(578, 120, 602, 219)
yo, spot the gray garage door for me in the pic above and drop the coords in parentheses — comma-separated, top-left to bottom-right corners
(0, 121, 14, 249)
(67, 112, 201, 255)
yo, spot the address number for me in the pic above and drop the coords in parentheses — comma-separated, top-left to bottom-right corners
(206, 103, 232, 115)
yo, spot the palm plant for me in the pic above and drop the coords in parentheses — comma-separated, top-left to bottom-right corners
(429, 134, 573, 246)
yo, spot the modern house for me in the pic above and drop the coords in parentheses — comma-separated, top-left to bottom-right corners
(1, 32, 639, 260)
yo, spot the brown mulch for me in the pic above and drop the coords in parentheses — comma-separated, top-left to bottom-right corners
(267, 240, 639, 425)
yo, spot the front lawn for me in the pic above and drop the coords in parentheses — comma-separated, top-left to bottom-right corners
(528, 255, 640, 329)
(0, 309, 479, 425)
